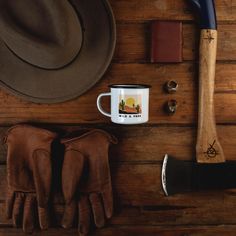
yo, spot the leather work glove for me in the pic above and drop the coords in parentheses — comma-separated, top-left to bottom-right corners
(61, 129, 117, 235)
(4, 125, 57, 233)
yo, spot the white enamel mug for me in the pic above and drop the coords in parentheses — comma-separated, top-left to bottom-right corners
(97, 84, 150, 124)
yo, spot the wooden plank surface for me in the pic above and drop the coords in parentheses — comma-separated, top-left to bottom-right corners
(1, 122, 236, 233)
(1, 163, 236, 226)
(115, 23, 236, 62)
(110, 0, 236, 22)
(2, 62, 236, 124)
(1, 0, 236, 235)
(0, 125, 236, 163)
(0, 23, 236, 124)
(2, 225, 236, 236)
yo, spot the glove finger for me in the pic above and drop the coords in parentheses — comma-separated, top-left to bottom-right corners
(32, 149, 52, 230)
(23, 194, 36, 233)
(6, 189, 15, 219)
(89, 193, 105, 228)
(62, 149, 84, 229)
(38, 206, 50, 230)
(101, 188, 113, 219)
(62, 200, 77, 229)
(78, 195, 91, 236)
(12, 192, 25, 227)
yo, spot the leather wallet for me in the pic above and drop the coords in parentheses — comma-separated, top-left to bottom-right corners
(151, 21, 183, 63)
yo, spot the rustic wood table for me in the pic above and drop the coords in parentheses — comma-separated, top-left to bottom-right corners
(1, 0, 236, 235)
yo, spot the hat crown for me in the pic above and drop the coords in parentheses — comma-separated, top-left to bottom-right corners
(0, 0, 83, 69)
(4, 0, 64, 44)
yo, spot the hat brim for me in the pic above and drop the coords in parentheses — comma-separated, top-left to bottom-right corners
(0, 0, 116, 103)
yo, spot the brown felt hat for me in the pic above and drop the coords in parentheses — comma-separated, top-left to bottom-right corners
(0, 0, 116, 103)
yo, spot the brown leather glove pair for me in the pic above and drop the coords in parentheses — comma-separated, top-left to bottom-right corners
(5, 125, 117, 235)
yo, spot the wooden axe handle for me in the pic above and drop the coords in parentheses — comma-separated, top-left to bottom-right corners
(196, 29, 225, 163)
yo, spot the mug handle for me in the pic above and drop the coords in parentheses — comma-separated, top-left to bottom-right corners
(96, 92, 111, 117)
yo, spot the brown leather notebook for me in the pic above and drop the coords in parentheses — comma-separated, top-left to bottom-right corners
(151, 21, 183, 63)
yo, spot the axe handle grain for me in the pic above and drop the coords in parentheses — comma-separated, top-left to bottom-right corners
(196, 29, 225, 163)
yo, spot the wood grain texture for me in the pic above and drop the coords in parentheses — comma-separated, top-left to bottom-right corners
(0, 23, 236, 125)
(196, 30, 225, 163)
(1, 0, 236, 235)
(2, 62, 236, 125)
(110, 0, 236, 22)
(2, 164, 236, 226)
(2, 226, 236, 236)
(115, 23, 236, 62)
(1, 125, 236, 164)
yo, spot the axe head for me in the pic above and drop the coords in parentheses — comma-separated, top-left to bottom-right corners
(188, 0, 217, 29)
(162, 154, 236, 196)
(162, 154, 194, 196)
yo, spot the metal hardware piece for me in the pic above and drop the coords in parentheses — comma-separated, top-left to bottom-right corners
(164, 99, 178, 115)
(164, 80, 178, 94)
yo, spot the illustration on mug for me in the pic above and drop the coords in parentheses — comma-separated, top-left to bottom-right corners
(119, 95, 142, 114)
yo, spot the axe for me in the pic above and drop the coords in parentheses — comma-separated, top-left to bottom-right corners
(161, 0, 234, 195)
